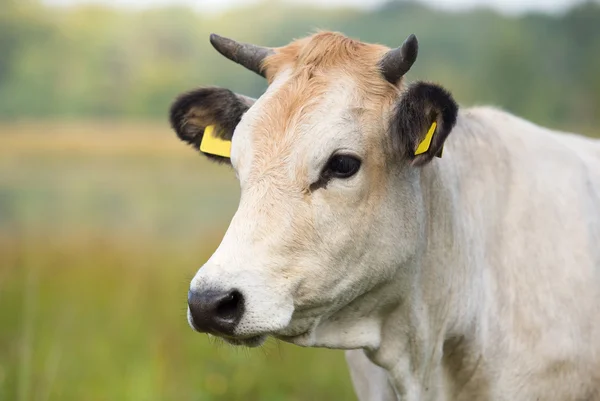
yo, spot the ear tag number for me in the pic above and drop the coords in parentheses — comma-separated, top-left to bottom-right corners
(415, 122, 437, 156)
(200, 125, 231, 158)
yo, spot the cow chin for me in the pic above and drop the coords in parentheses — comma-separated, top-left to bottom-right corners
(210, 325, 313, 348)
(221, 335, 267, 348)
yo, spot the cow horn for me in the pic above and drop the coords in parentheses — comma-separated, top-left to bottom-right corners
(209, 34, 274, 78)
(380, 34, 419, 84)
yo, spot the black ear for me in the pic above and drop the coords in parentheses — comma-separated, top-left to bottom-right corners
(389, 82, 458, 166)
(169, 87, 255, 163)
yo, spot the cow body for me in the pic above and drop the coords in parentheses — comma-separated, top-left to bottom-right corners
(171, 31, 600, 400)
(345, 106, 600, 400)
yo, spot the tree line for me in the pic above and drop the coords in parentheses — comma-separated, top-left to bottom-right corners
(1, 0, 599, 136)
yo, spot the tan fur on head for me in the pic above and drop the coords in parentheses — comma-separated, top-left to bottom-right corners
(263, 31, 397, 93)
(249, 32, 402, 184)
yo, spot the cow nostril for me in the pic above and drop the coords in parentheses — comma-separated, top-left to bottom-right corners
(216, 290, 243, 321)
(187, 289, 245, 334)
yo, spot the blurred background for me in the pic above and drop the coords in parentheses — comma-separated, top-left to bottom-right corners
(1, 0, 599, 400)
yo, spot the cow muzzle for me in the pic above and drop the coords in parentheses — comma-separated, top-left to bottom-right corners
(187, 289, 244, 335)
(187, 254, 296, 347)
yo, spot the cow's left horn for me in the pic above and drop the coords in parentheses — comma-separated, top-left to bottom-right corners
(379, 34, 419, 84)
(209, 34, 274, 78)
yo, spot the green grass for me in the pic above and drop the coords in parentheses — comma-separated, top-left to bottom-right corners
(0, 122, 356, 401)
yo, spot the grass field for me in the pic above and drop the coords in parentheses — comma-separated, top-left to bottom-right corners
(0, 122, 356, 401)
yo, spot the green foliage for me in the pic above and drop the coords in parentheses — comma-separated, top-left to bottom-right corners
(0, 1, 599, 135)
(0, 242, 355, 401)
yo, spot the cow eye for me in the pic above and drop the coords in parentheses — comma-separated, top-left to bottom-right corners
(325, 154, 361, 179)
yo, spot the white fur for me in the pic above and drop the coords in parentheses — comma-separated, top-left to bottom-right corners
(189, 75, 600, 401)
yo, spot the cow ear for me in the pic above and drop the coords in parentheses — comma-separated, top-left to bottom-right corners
(390, 81, 458, 166)
(169, 87, 255, 163)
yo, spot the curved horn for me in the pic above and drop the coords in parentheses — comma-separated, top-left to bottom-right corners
(209, 33, 275, 78)
(380, 34, 419, 84)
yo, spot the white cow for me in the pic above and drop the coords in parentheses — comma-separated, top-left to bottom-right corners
(170, 31, 600, 400)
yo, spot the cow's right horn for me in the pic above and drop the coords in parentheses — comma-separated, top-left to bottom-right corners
(209, 34, 274, 78)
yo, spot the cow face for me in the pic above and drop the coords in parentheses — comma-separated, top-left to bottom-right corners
(170, 32, 457, 347)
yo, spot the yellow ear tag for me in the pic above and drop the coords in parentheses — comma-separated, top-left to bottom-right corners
(414, 122, 437, 156)
(200, 125, 231, 158)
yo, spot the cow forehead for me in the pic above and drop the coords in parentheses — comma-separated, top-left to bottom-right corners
(254, 72, 358, 150)
(235, 74, 378, 188)
(232, 32, 400, 184)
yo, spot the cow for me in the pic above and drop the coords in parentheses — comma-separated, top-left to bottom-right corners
(169, 31, 600, 400)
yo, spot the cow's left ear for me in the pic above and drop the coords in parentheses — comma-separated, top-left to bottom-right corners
(389, 81, 458, 166)
(169, 87, 255, 163)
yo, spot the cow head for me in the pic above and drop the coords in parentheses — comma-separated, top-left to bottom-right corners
(170, 32, 458, 348)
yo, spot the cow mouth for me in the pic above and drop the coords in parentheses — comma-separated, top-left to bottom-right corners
(221, 334, 266, 348)
(187, 312, 268, 347)
(220, 331, 310, 348)
(188, 306, 315, 348)
(211, 328, 312, 348)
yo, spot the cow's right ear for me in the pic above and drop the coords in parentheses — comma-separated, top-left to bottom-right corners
(169, 87, 255, 163)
